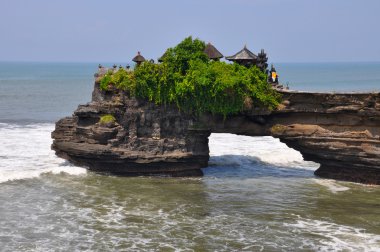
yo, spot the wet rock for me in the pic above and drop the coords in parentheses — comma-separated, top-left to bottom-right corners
(52, 83, 209, 176)
(52, 82, 380, 183)
(268, 92, 380, 184)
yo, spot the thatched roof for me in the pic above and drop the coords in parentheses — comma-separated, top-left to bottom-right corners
(132, 52, 146, 63)
(204, 42, 223, 59)
(225, 45, 257, 61)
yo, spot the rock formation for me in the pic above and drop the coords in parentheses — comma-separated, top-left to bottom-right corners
(269, 92, 380, 184)
(52, 78, 380, 184)
(52, 81, 210, 177)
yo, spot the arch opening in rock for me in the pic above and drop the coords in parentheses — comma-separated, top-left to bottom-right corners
(205, 133, 319, 179)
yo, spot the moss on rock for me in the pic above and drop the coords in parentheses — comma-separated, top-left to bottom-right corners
(99, 114, 116, 125)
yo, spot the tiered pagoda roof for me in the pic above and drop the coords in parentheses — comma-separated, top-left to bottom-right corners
(204, 42, 223, 60)
(225, 45, 258, 61)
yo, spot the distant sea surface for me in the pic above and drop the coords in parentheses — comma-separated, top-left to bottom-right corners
(277, 62, 380, 92)
(0, 62, 379, 251)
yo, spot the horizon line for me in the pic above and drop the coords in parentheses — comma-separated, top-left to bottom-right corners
(1, 60, 380, 64)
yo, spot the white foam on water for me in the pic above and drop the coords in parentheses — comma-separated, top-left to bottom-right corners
(209, 133, 319, 170)
(0, 123, 86, 183)
(285, 215, 380, 251)
(313, 179, 351, 193)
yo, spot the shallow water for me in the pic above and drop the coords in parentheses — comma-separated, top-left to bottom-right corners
(0, 125, 379, 251)
(0, 62, 379, 251)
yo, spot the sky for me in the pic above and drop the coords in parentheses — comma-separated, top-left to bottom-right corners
(1, 0, 379, 63)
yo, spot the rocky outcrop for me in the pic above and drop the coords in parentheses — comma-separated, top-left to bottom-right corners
(52, 79, 380, 184)
(268, 92, 380, 184)
(52, 82, 210, 176)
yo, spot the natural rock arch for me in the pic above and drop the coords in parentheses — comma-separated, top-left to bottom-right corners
(52, 83, 380, 184)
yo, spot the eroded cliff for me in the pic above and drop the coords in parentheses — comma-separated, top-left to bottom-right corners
(52, 80, 380, 184)
(52, 82, 210, 176)
(269, 92, 380, 184)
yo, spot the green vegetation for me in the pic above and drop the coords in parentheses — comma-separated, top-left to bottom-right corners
(99, 114, 116, 125)
(270, 124, 287, 134)
(99, 36, 281, 117)
(100, 69, 135, 94)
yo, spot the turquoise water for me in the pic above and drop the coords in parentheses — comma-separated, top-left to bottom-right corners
(0, 62, 379, 251)
(276, 62, 380, 92)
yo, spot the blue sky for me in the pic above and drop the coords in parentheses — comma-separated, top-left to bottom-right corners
(1, 0, 379, 63)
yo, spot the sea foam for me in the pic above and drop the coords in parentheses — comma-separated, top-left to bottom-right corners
(0, 123, 86, 183)
(209, 133, 319, 170)
(285, 215, 380, 251)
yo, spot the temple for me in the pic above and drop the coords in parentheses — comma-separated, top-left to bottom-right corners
(225, 45, 275, 83)
(225, 45, 258, 67)
(132, 51, 145, 65)
(204, 42, 223, 60)
(121, 42, 274, 83)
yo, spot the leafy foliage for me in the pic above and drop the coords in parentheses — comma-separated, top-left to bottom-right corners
(160, 37, 208, 74)
(98, 36, 281, 117)
(100, 69, 135, 94)
(99, 70, 113, 91)
(99, 114, 116, 125)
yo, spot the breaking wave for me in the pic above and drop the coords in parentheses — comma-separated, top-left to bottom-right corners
(0, 123, 86, 183)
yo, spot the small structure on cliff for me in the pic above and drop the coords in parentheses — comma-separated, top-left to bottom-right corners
(268, 64, 279, 84)
(204, 42, 223, 61)
(225, 45, 258, 67)
(132, 51, 146, 65)
(257, 49, 269, 73)
(225, 46, 269, 73)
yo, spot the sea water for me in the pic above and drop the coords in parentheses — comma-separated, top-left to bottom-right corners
(0, 62, 379, 251)
(277, 62, 380, 93)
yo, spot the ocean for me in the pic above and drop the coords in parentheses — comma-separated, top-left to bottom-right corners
(0, 62, 379, 251)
